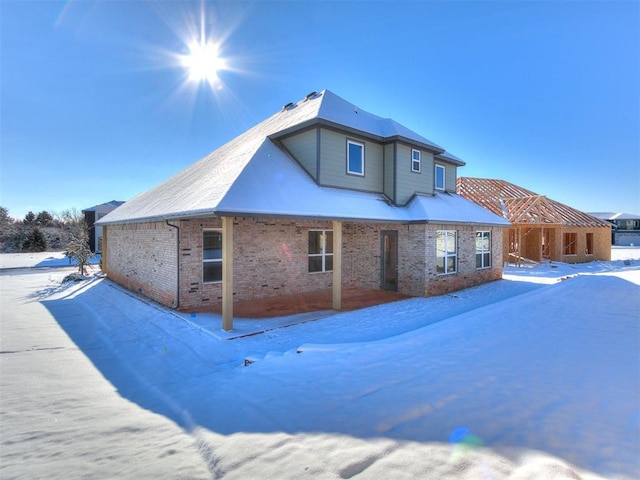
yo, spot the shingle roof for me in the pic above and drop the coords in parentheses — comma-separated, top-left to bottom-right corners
(457, 177, 611, 227)
(98, 90, 502, 226)
(82, 200, 125, 212)
(589, 212, 640, 221)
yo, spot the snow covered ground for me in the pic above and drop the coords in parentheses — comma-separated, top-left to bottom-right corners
(1, 248, 638, 479)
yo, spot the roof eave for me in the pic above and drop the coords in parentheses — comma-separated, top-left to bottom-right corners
(434, 154, 466, 167)
(270, 118, 445, 154)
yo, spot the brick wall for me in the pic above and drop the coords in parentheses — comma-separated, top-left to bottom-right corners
(423, 224, 503, 297)
(341, 222, 426, 296)
(104, 222, 178, 307)
(178, 217, 335, 310)
(106, 216, 506, 310)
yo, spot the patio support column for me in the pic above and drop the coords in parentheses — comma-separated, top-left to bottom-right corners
(222, 216, 234, 331)
(332, 220, 342, 311)
(102, 225, 108, 274)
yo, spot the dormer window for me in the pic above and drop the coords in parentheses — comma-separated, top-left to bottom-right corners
(411, 149, 421, 173)
(435, 164, 445, 191)
(347, 139, 364, 176)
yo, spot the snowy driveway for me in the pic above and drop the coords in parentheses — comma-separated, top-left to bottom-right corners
(1, 253, 639, 479)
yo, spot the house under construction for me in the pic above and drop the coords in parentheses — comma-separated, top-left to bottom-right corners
(457, 178, 611, 264)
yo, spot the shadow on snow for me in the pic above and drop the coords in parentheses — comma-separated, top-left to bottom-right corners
(41, 273, 640, 479)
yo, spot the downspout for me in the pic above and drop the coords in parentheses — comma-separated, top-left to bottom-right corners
(166, 220, 180, 309)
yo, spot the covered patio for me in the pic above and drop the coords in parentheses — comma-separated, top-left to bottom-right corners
(206, 286, 411, 318)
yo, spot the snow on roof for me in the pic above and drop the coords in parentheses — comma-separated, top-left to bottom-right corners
(609, 212, 640, 220)
(213, 137, 508, 225)
(457, 177, 612, 227)
(588, 212, 640, 221)
(99, 90, 496, 226)
(407, 192, 510, 225)
(311, 91, 445, 152)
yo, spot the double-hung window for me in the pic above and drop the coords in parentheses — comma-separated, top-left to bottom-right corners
(436, 230, 457, 274)
(476, 231, 491, 269)
(203, 230, 223, 283)
(411, 149, 421, 173)
(347, 140, 364, 176)
(435, 164, 445, 190)
(308, 230, 333, 273)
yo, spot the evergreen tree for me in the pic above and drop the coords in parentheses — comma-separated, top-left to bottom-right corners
(24, 211, 36, 225)
(23, 227, 47, 252)
(0, 207, 14, 236)
(36, 211, 54, 226)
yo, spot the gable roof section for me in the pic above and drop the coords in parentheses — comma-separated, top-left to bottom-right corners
(457, 177, 611, 227)
(98, 90, 498, 226)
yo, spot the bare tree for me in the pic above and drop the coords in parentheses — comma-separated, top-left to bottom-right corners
(60, 208, 93, 275)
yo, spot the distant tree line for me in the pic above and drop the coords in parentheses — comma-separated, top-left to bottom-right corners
(0, 206, 89, 255)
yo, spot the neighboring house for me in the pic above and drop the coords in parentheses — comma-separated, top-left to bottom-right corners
(589, 212, 640, 246)
(97, 90, 509, 330)
(457, 178, 611, 264)
(83, 201, 125, 253)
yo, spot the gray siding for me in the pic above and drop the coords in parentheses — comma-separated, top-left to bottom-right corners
(445, 164, 457, 192)
(395, 144, 434, 205)
(281, 129, 318, 180)
(384, 143, 395, 201)
(434, 161, 457, 193)
(319, 128, 383, 193)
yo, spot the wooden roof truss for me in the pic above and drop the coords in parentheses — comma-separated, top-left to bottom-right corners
(502, 195, 564, 225)
(457, 178, 611, 228)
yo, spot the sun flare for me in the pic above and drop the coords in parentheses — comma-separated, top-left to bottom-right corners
(182, 41, 225, 84)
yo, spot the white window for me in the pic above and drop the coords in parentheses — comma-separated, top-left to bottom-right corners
(347, 140, 364, 176)
(411, 149, 421, 173)
(436, 230, 457, 274)
(203, 230, 223, 283)
(308, 230, 333, 273)
(476, 231, 491, 269)
(435, 164, 445, 190)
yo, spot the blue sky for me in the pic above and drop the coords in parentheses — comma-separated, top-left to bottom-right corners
(1, 0, 638, 219)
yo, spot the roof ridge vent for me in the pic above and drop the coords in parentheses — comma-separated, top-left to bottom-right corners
(304, 91, 320, 101)
(282, 102, 297, 111)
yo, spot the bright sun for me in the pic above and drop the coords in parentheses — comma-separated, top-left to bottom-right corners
(182, 41, 225, 84)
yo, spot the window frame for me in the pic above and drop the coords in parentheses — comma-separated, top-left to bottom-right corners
(436, 230, 457, 275)
(435, 164, 446, 191)
(411, 148, 421, 173)
(308, 229, 333, 273)
(475, 231, 491, 269)
(563, 232, 577, 256)
(346, 139, 365, 176)
(203, 229, 223, 284)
